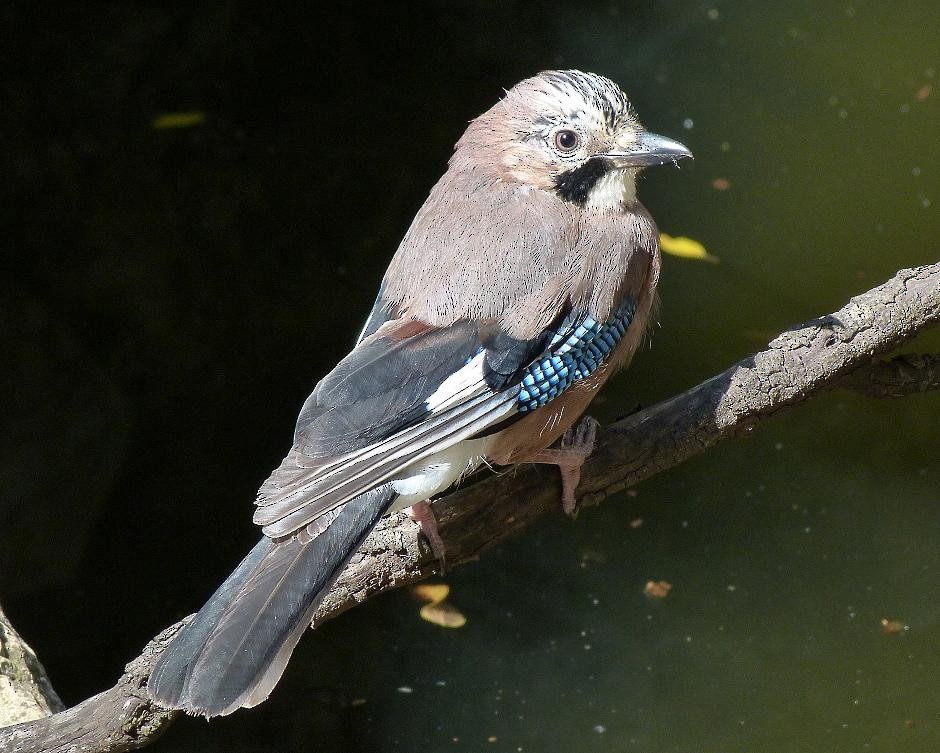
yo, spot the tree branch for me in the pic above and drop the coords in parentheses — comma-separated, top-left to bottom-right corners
(0, 605, 64, 727)
(2, 263, 938, 753)
(839, 352, 940, 398)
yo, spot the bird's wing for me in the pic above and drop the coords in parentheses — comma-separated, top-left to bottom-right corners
(355, 284, 394, 345)
(253, 316, 551, 537)
(254, 298, 637, 539)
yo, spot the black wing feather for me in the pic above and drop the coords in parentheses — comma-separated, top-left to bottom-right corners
(293, 317, 559, 458)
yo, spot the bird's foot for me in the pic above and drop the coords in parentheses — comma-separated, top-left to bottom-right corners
(526, 415, 600, 517)
(408, 500, 447, 568)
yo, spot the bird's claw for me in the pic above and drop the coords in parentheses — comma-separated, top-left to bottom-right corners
(408, 501, 447, 569)
(556, 415, 599, 517)
(526, 415, 600, 518)
(561, 414, 599, 456)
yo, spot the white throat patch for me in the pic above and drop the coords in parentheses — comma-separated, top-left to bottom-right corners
(584, 169, 638, 212)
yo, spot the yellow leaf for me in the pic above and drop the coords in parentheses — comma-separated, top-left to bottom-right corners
(420, 601, 467, 628)
(412, 582, 467, 628)
(413, 583, 450, 603)
(660, 233, 719, 264)
(152, 111, 207, 130)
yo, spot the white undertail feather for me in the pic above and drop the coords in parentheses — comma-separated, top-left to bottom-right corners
(390, 438, 488, 510)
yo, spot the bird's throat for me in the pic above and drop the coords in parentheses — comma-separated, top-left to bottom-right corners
(554, 159, 637, 211)
(584, 169, 637, 212)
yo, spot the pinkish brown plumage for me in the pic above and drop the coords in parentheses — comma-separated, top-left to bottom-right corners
(148, 69, 691, 718)
(383, 70, 665, 336)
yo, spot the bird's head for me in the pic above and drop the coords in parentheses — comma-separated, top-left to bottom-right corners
(455, 69, 691, 211)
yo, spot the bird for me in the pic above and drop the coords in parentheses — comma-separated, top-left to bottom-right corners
(147, 69, 691, 717)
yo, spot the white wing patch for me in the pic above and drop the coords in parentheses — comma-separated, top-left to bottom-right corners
(424, 350, 488, 412)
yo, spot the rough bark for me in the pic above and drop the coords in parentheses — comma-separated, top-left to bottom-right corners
(1, 263, 938, 753)
(838, 352, 940, 398)
(0, 606, 64, 727)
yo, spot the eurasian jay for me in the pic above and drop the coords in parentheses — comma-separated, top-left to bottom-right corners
(147, 69, 691, 717)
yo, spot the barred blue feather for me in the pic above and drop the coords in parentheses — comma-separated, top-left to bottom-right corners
(517, 298, 636, 413)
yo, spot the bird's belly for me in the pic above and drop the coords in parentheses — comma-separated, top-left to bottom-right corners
(388, 438, 488, 511)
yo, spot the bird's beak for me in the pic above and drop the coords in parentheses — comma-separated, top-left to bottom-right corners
(601, 132, 693, 168)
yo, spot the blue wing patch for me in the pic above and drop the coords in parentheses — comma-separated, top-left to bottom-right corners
(517, 298, 636, 413)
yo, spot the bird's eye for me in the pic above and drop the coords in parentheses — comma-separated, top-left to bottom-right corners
(553, 129, 580, 153)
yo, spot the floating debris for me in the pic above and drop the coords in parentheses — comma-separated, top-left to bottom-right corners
(152, 111, 207, 129)
(644, 580, 673, 598)
(880, 617, 906, 635)
(579, 545, 608, 565)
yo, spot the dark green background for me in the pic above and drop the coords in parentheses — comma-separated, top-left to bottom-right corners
(2, 2, 938, 751)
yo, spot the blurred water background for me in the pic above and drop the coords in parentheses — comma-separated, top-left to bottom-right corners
(2, 2, 939, 751)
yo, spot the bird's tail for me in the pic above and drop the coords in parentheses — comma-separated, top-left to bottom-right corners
(147, 484, 397, 717)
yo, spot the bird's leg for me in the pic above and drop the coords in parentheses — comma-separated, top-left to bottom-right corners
(526, 415, 600, 517)
(408, 500, 447, 567)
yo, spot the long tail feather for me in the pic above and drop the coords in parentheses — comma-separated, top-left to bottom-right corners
(147, 484, 396, 716)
